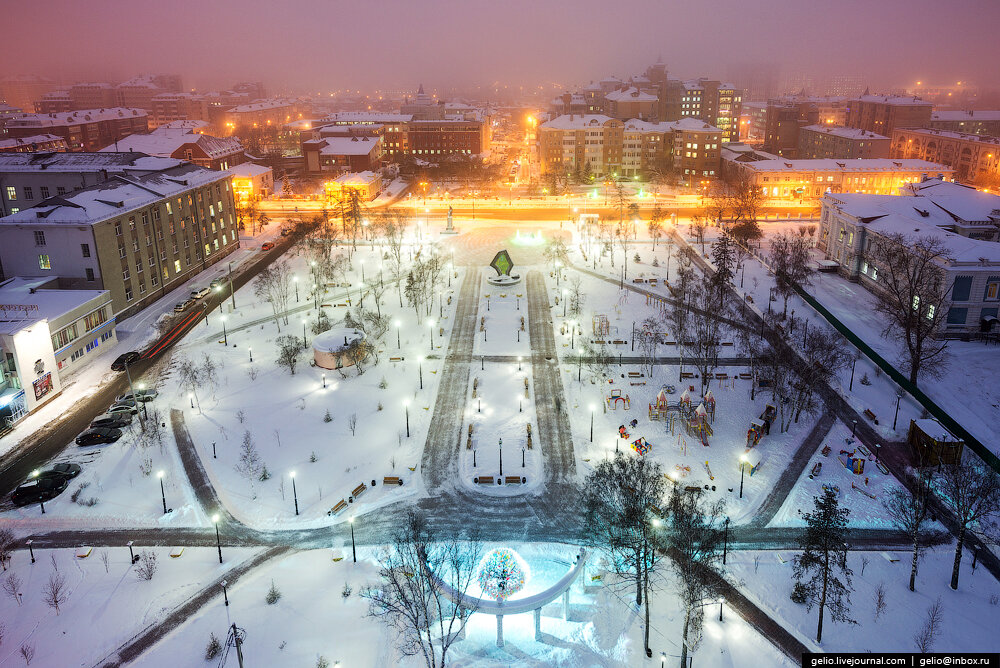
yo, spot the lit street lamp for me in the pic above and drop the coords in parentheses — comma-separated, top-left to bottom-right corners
(293, 275, 299, 302)
(221, 579, 230, 606)
(518, 356, 522, 371)
(188, 392, 194, 409)
(157, 470, 167, 514)
(302, 318, 308, 348)
(290, 471, 299, 516)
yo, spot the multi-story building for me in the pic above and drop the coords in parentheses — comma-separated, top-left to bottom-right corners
(115, 76, 163, 111)
(0, 161, 238, 320)
(818, 185, 1000, 334)
(537, 115, 624, 178)
(890, 128, 1000, 187)
(100, 126, 245, 171)
(722, 147, 953, 200)
(302, 135, 383, 174)
(69, 83, 118, 110)
(0, 134, 68, 154)
(4, 108, 148, 152)
(311, 113, 489, 161)
(34, 91, 73, 114)
(408, 119, 489, 157)
(845, 95, 933, 136)
(604, 88, 658, 121)
(928, 110, 1000, 138)
(744, 102, 767, 142)
(0, 75, 58, 115)
(0, 105, 24, 138)
(229, 163, 273, 201)
(324, 171, 383, 202)
(150, 93, 211, 128)
(763, 100, 812, 157)
(223, 99, 305, 131)
(400, 84, 444, 120)
(798, 125, 890, 159)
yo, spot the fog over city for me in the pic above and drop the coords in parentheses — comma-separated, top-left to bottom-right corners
(5, 0, 1000, 92)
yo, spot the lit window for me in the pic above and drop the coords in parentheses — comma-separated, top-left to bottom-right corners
(38, 254, 51, 270)
(5, 186, 16, 200)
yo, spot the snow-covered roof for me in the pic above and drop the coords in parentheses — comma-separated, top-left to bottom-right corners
(740, 158, 950, 173)
(605, 87, 657, 102)
(325, 112, 412, 124)
(228, 99, 293, 113)
(895, 127, 1000, 145)
(903, 179, 1000, 223)
(284, 118, 320, 131)
(228, 163, 271, 178)
(851, 95, 931, 106)
(800, 125, 888, 140)
(157, 119, 209, 131)
(539, 114, 615, 130)
(667, 117, 721, 132)
(312, 328, 364, 353)
(912, 418, 960, 443)
(0, 152, 185, 173)
(317, 136, 380, 155)
(824, 192, 1000, 263)
(931, 110, 1000, 122)
(333, 171, 378, 186)
(6, 108, 147, 128)
(0, 277, 110, 325)
(99, 128, 243, 160)
(0, 134, 67, 150)
(0, 163, 229, 227)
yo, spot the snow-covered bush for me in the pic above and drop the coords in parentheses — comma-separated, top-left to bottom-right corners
(266, 580, 281, 605)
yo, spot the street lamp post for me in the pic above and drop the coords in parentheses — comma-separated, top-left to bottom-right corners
(518, 356, 522, 372)
(499, 437, 503, 476)
(290, 472, 299, 516)
(349, 516, 357, 563)
(213, 514, 223, 563)
(404, 400, 410, 438)
(718, 597, 725, 622)
(418, 356, 424, 390)
(893, 391, 903, 431)
(138, 383, 149, 420)
(589, 404, 596, 442)
(189, 393, 194, 409)
(221, 316, 228, 346)
(293, 275, 299, 302)
(395, 320, 401, 349)
(739, 454, 748, 499)
(427, 319, 435, 351)
(157, 470, 167, 514)
(228, 262, 236, 310)
(322, 373, 327, 389)
(562, 289, 568, 317)
(302, 318, 308, 349)
(249, 347, 253, 363)
(723, 517, 729, 564)
(221, 579, 229, 606)
(26, 539, 34, 564)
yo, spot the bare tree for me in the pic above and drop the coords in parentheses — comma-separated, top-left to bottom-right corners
(791, 488, 855, 643)
(913, 597, 944, 652)
(362, 511, 482, 668)
(253, 260, 294, 329)
(582, 451, 668, 658)
(135, 550, 158, 581)
(868, 233, 952, 383)
(938, 462, 1000, 590)
(19, 643, 34, 665)
(349, 413, 358, 436)
(3, 572, 22, 605)
(769, 233, 811, 317)
(177, 356, 202, 411)
(667, 486, 727, 667)
(100, 550, 110, 574)
(0, 528, 13, 570)
(647, 205, 665, 250)
(787, 323, 850, 426)
(637, 315, 665, 378)
(882, 476, 932, 591)
(689, 215, 708, 255)
(686, 283, 723, 397)
(566, 276, 585, 317)
(42, 569, 67, 614)
(873, 583, 887, 621)
(235, 430, 264, 498)
(275, 335, 301, 375)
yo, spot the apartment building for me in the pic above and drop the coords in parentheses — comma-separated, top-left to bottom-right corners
(100, 126, 245, 170)
(4, 108, 149, 152)
(0, 134, 69, 154)
(891, 127, 1000, 186)
(929, 111, 1000, 138)
(0, 162, 238, 319)
(798, 125, 890, 159)
(845, 95, 933, 136)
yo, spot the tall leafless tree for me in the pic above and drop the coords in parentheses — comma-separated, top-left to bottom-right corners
(882, 475, 933, 592)
(253, 260, 293, 329)
(868, 233, 952, 384)
(42, 569, 67, 615)
(769, 233, 811, 317)
(938, 462, 1000, 590)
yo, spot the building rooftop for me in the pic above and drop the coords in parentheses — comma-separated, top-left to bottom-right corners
(325, 112, 412, 124)
(157, 119, 210, 131)
(540, 114, 615, 130)
(0, 277, 110, 327)
(903, 178, 1000, 223)
(0, 162, 228, 227)
(606, 87, 657, 102)
(824, 190, 1000, 263)
(623, 118, 722, 133)
(801, 125, 888, 140)
(894, 127, 1000, 145)
(0, 134, 67, 150)
(316, 136, 381, 156)
(98, 128, 243, 160)
(228, 99, 294, 113)
(0, 151, 186, 173)
(737, 158, 951, 173)
(850, 95, 931, 106)
(228, 163, 271, 178)
(333, 171, 379, 185)
(931, 110, 1000, 122)
(6, 108, 147, 128)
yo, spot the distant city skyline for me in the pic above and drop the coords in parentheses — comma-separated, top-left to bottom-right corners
(3, 0, 999, 97)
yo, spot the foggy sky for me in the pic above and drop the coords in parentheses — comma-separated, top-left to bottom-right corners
(5, 0, 1000, 95)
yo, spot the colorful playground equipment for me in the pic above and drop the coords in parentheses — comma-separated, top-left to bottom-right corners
(686, 403, 713, 446)
(631, 437, 652, 456)
(703, 390, 716, 422)
(648, 387, 681, 421)
(607, 389, 631, 410)
(839, 449, 866, 475)
(746, 405, 777, 448)
(593, 314, 610, 337)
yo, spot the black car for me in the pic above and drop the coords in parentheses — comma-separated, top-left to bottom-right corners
(11, 476, 68, 506)
(111, 351, 140, 372)
(76, 427, 123, 446)
(48, 463, 82, 480)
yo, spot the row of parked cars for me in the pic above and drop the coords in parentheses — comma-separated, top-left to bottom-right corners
(174, 278, 226, 313)
(74, 388, 158, 446)
(11, 463, 82, 506)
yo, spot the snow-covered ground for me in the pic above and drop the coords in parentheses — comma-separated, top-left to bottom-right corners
(131, 544, 792, 668)
(0, 546, 261, 667)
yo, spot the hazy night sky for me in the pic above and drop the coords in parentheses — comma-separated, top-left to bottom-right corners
(5, 0, 999, 94)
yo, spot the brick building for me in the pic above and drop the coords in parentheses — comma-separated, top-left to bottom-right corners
(5, 108, 149, 152)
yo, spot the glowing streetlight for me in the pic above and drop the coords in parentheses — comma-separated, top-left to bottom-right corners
(157, 470, 167, 514)
(290, 471, 299, 515)
(394, 320, 402, 349)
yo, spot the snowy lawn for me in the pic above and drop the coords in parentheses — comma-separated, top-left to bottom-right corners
(728, 546, 1000, 654)
(0, 546, 261, 668)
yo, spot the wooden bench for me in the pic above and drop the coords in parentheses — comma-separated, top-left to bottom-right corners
(389, 356, 404, 362)
(809, 462, 822, 479)
(351, 483, 367, 500)
(715, 373, 728, 380)
(612, 340, 626, 345)
(633, 278, 644, 284)
(721, 341, 734, 346)
(526, 423, 532, 437)
(475, 476, 495, 485)
(320, 303, 333, 308)
(383, 476, 403, 486)
(630, 381, 646, 386)
(863, 409, 879, 424)
(329, 499, 348, 515)
(684, 486, 702, 493)
(647, 503, 663, 517)
(592, 340, 607, 345)
(504, 476, 525, 485)
(680, 372, 696, 379)
(627, 372, 643, 378)
(739, 372, 753, 380)
(468, 423, 474, 436)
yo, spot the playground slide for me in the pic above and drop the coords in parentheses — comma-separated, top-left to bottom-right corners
(700, 429, 709, 448)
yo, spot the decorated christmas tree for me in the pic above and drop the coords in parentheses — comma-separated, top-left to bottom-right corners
(477, 548, 527, 602)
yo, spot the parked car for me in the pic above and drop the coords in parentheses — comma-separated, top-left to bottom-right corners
(280, 228, 293, 237)
(210, 278, 225, 289)
(106, 403, 138, 416)
(11, 476, 68, 506)
(111, 351, 140, 371)
(76, 427, 123, 446)
(116, 388, 157, 403)
(190, 287, 211, 299)
(91, 412, 132, 429)
(47, 463, 82, 480)
(261, 242, 275, 251)
(173, 298, 196, 313)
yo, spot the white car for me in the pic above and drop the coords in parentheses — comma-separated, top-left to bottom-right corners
(190, 287, 211, 299)
(116, 388, 158, 403)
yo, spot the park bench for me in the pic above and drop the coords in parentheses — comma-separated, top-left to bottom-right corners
(320, 303, 333, 308)
(337, 302, 348, 307)
(630, 381, 646, 386)
(721, 341, 734, 346)
(680, 371, 696, 379)
(389, 357, 404, 362)
(383, 476, 403, 486)
(475, 476, 495, 485)
(863, 408, 879, 424)
(468, 423, 474, 436)
(633, 278, 644, 284)
(809, 462, 822, 479)
(627, 372, 643, 378)
(715, 373, 728, 380)
(684, 486, 702, 493)
(592, 339, 607, 345)
(647, 503, 663, 517)
(612, 340, 626, 345)
(351, 483, 367, 500)
(648, 279, 658, 286)
(504, 476, 525, 485)
(739, 372, 753, 380)
(329, 499, 348, 515)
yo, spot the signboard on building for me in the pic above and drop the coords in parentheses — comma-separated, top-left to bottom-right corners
(32, 372, 52, 400)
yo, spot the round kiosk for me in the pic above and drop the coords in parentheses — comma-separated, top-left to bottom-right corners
(312, 327, 366, 370)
